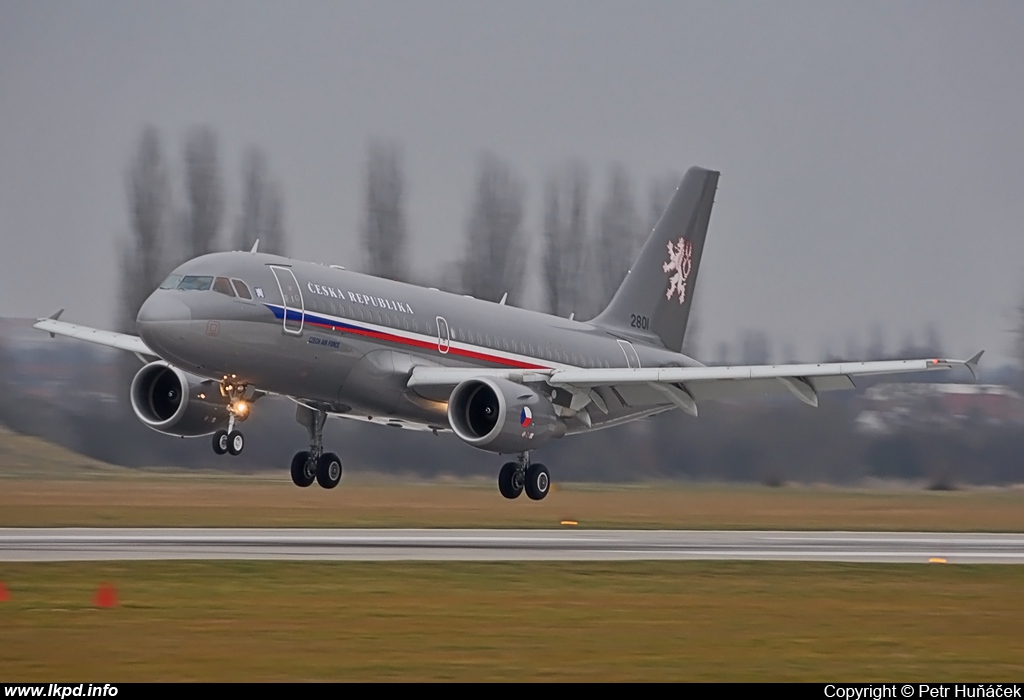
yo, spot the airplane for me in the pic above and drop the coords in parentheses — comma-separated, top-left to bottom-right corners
(33, 166, 983, 500)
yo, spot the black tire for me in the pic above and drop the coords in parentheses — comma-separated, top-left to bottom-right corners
(316, 452, 343, 489)
(498, 462, 523, 499)
(290, 451, 315, 487)
(212, 430, 228, 455)
(524, 463, 550, 501)
(227, 430, 244, 456)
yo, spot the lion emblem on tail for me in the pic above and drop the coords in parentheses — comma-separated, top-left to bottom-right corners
(663, 237, 693, 304)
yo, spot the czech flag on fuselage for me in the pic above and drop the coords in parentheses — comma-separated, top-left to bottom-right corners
(520, 406, 533, 428)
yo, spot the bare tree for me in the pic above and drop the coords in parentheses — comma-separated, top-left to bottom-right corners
(119, 126, 170, 333)
(740, 329, 772, 365)
(593, 163, 641, 311)
(180, 126, 223, 261)
(866, 322, 887, 360)
(362, 140, 408, 281)
(542, 161, 588, 317)
(235, 146, 286, 255)
(1016, 295, 1024, 387)
(459, 152, 527, 302)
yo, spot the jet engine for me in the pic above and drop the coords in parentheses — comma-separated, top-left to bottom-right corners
(447, 377, 565, 454)
(130, 361, 231, 437)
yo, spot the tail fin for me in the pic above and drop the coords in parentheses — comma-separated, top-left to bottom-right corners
(592, 166, 719, 353)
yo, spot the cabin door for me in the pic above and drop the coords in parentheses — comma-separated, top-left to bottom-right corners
(436, 316, 451, 354)
(617, 339, 641, 368)
(270, 266, 305, 335)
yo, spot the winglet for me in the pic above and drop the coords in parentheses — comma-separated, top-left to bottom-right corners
(44, 308, 64, 337)
(964, 350, 984, 381)
(250, 239, 260, 253)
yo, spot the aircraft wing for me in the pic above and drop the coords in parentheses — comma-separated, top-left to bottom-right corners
(407, 352, 983, 416)
(33, 312, 157, 362)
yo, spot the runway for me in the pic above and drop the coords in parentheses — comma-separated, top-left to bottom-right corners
(1, 528, 1023, 563)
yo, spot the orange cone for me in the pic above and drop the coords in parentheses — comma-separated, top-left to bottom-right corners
(93, 583, 117, 608)
(0, 582, 8, 602)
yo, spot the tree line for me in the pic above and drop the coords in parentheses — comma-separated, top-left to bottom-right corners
(359, 142, 684, 330)
(121, 129, 695, 348)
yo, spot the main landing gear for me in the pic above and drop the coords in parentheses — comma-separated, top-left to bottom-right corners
(290, 404, 342, 489)
(498, 452, 550, 501)
(212, 377, 252, 457)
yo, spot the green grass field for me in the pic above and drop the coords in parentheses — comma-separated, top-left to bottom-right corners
(4, 430, 1024, 680)
(4, 476, 1024, 531)
(1, 560, 1022, 681)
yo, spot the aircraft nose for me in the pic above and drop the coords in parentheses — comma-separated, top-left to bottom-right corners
(137, 292, 192, 323)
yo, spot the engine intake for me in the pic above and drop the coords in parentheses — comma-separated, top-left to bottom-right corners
(130, 361, 231, 437)
(447, 377, 565, 454)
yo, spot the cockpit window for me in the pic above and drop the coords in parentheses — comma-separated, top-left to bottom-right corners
(177, 275, 213, 291)
(231, 279, 252, 300)
(212, 277, 235, 297)
(159, 274, 183, 290)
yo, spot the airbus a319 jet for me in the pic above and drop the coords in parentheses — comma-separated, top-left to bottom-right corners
(35, 166, 982, 500)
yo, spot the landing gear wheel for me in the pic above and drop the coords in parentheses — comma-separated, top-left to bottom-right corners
(525, 463, 550, 501)
(316, 452, 342, 489)
(227, 430, 244, 456)
(290, 451, 316, 487)
(498, 462, 523, 499)
(212, 430, 229, 455)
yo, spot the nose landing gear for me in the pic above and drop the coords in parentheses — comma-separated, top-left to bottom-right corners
(210, 377, 252, 456)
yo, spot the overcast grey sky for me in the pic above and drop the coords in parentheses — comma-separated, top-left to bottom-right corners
(2, 1, 1023, 366)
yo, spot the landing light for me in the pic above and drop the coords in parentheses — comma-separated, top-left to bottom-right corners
(234, 401, 249, 417)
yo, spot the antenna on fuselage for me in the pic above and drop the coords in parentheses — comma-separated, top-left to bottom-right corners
(249, 239, 260, 253)
(499, 292, 508, 305)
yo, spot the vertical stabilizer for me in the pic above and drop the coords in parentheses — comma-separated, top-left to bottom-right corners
(592, 166, 719, 352)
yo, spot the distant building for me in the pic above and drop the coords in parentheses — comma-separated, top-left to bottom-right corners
(855, 382, 1024, 434)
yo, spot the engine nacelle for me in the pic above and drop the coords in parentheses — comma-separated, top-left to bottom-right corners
(130, 361, 231, 437)
(447, 377, 565, 454)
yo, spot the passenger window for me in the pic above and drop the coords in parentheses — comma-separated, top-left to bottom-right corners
(178, 275, 213, 291)
(160, 274, 183, 290)
(231, 279, 252, 299)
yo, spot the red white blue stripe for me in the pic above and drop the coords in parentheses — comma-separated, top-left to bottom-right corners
(264, 303, 557, 371)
